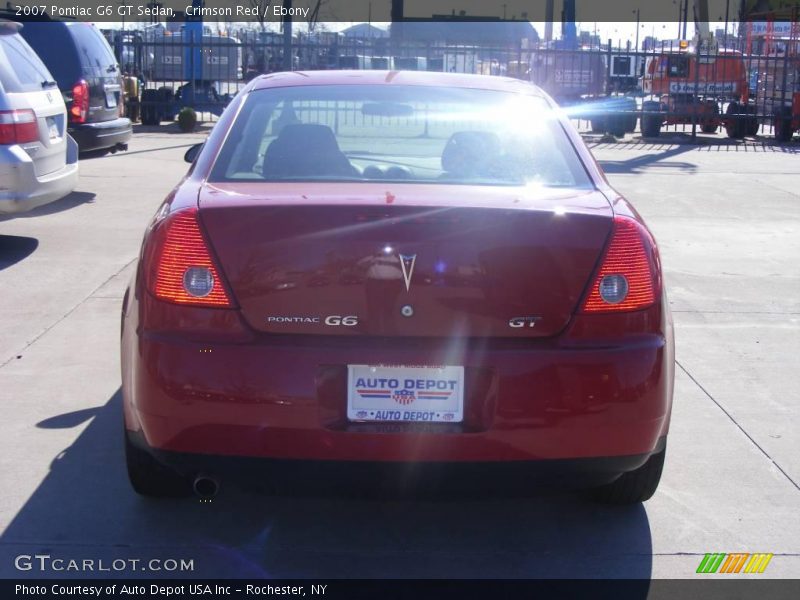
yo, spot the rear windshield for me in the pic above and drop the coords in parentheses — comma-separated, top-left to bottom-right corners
(18, 23, 81, 86)
(210, 84, 593, 188)
(65, 22, 116, 70)
(0, 34, 54, 94)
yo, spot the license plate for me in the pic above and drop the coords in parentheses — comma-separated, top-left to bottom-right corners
(347, 364, 464, 423)
(105, 91, 117, 108)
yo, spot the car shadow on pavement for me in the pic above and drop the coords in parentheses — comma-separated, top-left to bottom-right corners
(0, 390, 654, 583)
(596, 144, 698, 175)
(0, 191, 96, 219)
(132, 123, 214, 135)
(0, 235, 38, 271)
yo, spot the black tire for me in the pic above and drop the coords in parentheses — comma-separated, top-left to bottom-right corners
(140, 89, 160, 126)
(609, 115, 626, 138)
(745, 106, 759, 137)
(725, 102, 745, 139)
(641, 115, 661, 137)
(625, 114, 637, 133)
(774, 110, 793, 142)
(157, 87, 175, 123)
(588, 446, 666, 505)
(125, 430, 190, 497)
(700, 102, 719, 134)
(590, 118, 606, 134)
(640, 101, 662, 137)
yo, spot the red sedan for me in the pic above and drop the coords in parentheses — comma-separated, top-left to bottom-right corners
(121, 71, 674, 503)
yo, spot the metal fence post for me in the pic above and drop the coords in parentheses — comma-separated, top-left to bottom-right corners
(692, 44, 700, 141)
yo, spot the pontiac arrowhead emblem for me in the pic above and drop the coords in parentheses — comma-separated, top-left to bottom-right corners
(398, 254, 417, 292)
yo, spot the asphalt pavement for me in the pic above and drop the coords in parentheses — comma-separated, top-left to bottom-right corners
(0, 125, 798, 579)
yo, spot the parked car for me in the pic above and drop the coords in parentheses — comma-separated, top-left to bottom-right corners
(121, 71, 674, 504)
(0, 20, 78, 215)
(14, 19, 131, 155)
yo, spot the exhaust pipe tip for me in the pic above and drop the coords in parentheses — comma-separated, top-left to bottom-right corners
(192, 474, 219, 498)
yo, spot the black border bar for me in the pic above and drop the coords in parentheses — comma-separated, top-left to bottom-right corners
(3, 0, 800, 24)
(6, 579, 800, 600)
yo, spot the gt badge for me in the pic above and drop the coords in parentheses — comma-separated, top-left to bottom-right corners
(509, 316, 543, 328)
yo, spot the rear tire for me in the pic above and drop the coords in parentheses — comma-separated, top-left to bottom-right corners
(140, 89, 160, 126)
(774, 109, 793, 142)
(157, 87, 175, 123)
(725, 102, 745, 139)
(625, 114, 638, 133)
(745, 105, 759, 137)
(609, 115, 626, 138)
(588, 446, 666, 505)
(641, 101, 662, 137)
(641, 115, 661, 137)
(700, 100, 719, 133)
(125, 430, 190, 497)
(590, 117, 606, 134)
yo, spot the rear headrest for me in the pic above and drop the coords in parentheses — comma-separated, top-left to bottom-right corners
(263, 124, 355, 178)
(275, 123, 339, 151)
(441, 131, 503, 177)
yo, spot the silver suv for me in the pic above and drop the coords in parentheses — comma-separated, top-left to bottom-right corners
(0, 20, 78, 215)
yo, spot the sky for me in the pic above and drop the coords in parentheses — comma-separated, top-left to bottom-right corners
(96, 0, 758, 49)
(103, 19, 711, 49)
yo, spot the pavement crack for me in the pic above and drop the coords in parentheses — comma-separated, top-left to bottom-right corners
(752, 177, 800, 199)
(676, 360, 800, 492)
(0, 258, 135, 370)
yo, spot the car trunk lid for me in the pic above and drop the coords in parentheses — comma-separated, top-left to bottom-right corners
(8, 89, 68, 177)
(198, 183, 613, 338)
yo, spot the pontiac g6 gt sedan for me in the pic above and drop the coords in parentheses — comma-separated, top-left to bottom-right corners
(121, 70, 674, 504)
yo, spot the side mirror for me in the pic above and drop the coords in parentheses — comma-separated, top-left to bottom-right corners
(184, 142, 204, 164)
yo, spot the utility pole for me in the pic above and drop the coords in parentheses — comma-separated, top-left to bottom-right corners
(724, 0, 730, 45)
(682, 0, 689, 39)
(282, 0, 292, 70)
(544, 0, 554, 43)
(391, 0, 404, 41)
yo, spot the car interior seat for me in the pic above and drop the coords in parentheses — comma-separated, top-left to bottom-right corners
(262, 123, 357, 179)
(440, 131, 503, 180)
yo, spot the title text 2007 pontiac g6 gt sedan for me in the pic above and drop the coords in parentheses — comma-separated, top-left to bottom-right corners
(121, 70, 674, 504)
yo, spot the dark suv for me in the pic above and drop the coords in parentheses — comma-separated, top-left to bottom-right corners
(14, 20, 132, 154)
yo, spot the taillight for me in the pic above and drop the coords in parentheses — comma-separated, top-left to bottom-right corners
(70, 80, 89, 124)
(146, 208, 233, 308)
(118, 76, 125, 117)
(581, 216, 657, 313)
(0, 109, 38, 144)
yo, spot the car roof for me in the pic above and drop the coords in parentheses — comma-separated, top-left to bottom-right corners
(250, 70, 545, 95)
(0, 19, 22, 35)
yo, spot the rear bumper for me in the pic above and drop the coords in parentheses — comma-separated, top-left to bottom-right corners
(69, 117, 132, 152)
(122, 293, 674, 470)
(0, 137, 79, 215)
(129, 428, 667, 492)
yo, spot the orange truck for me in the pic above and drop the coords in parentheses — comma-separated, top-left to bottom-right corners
(748, 32, 800, 141)
(740, 3, 800, 141)
(640, 44, 757, 138)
